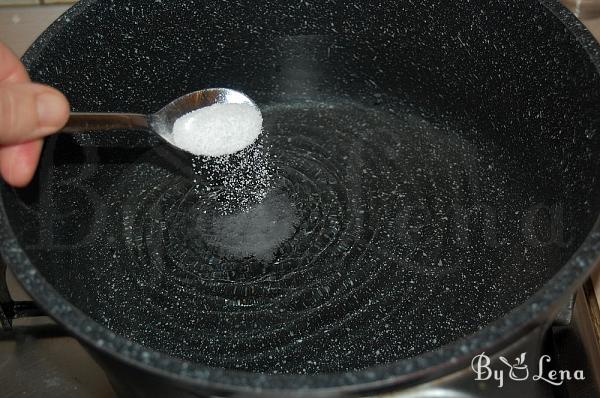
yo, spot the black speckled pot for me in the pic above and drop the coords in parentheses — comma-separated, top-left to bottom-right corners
(3, 0, 600, 396)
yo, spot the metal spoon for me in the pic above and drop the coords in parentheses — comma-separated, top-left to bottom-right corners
(62, 88, 257, 153)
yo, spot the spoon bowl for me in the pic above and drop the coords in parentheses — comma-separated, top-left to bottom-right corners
(63, 88, 258, 154)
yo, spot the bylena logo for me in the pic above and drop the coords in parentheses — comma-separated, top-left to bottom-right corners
(471, 352, 585, 388)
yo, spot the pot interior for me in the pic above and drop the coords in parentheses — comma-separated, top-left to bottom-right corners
(4, 0, 600, 375)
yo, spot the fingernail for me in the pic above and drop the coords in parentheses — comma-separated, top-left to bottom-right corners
(36, 92, 66, 130)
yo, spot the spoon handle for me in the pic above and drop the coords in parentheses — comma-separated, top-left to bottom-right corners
(62, 113, 150, 133)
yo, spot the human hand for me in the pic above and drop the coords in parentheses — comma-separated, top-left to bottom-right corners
(0, 41, 70, 187)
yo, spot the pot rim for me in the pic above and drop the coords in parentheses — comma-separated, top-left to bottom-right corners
(4, 0, 600, 394)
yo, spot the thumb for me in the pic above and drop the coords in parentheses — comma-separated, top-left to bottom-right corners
(0, 82, 69, 144)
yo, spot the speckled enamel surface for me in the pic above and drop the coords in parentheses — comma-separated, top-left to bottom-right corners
(2, 0, 600, 395)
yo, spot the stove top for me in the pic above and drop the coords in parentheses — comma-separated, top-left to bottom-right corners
(1, 267, 116, 397)
(1, 330, 115, 397)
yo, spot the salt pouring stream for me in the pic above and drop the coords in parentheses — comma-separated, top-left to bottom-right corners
(62, 88, 260, 156)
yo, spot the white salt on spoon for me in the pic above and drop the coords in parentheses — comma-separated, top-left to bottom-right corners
(62, 88, 263, 158)
(173, 103, 263, 157)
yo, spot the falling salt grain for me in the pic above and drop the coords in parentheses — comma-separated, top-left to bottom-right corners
(173, 103, 263, 157)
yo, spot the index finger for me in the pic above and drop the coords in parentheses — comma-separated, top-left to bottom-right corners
(0, 42, 30, 83)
